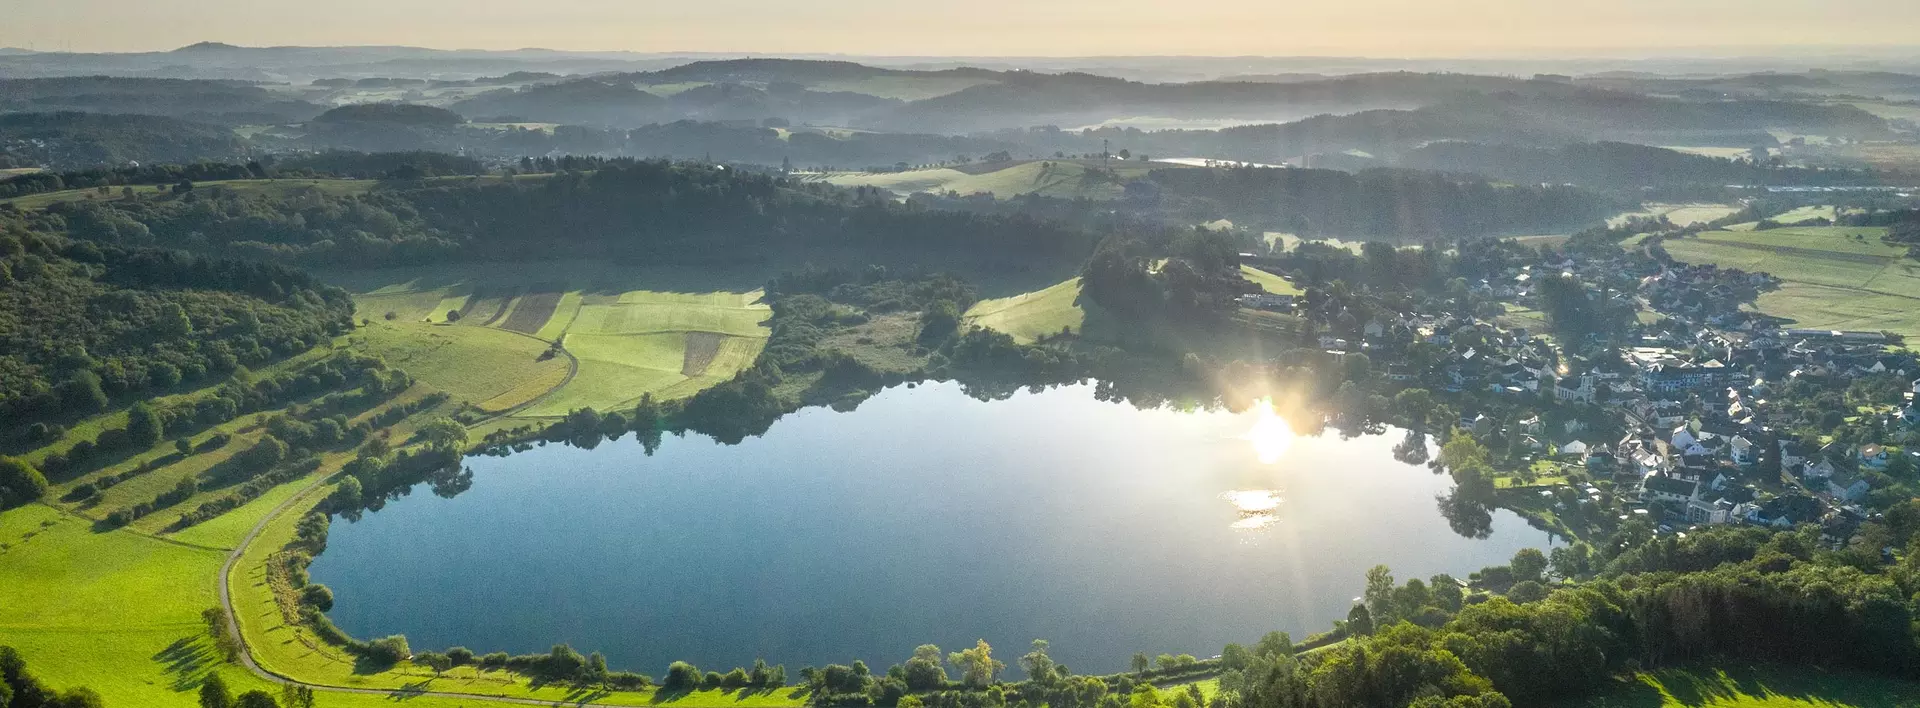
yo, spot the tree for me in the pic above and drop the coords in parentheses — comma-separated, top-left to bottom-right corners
(0, 456, 50, 510)
(199, 674, 233, 708)
(1130, 652, 1151, 674)
(235, 690, 279, 708)
(417, 417, 468, 450)
(1506, 580, 1548, 604)
(128, 402, 165, 447)
(51, 687, 105, 708)
(666, 661, 702, 691)
(1020, 639, 1057, 684)
(1253, 631, 1294, 660)
(948, 639, 1004, 688)
(1346, 604, 1375, 636)
(62, 370, 109, 414)
(904, 645, 947, 691)
(281, 684, 315, 708)
(176, 437, 195, 456)
(1363, 565, 1397, 626)
(1510, 548, 1549, 585)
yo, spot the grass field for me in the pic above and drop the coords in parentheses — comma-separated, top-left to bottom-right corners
(347, 322, 569, 413)
(1558, 663, 1920, 707)
(1609, 204, 1745, 229)
(1661, 226, 1920, 338)
(1241, 264, 1303, 296)
(330, 263, 773, 418)
(963, 278, 1091, 344)
(822, 160, 1157, 200)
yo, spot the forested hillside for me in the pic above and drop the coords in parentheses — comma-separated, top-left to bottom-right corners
(30, 160, 1105, 267)
(0, 210, 355, 439)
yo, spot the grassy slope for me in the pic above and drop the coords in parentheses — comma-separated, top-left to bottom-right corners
(346, 322, 568, 413)
(824, 161, 1156, 200)
(1558, 663, 1920, 707)
(1661, 226, 1920, 337)
(1241, 264, 1303, 296)
(963, 278, 1089, 344)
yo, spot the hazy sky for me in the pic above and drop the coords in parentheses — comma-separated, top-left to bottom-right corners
(9, 0, 1920, 56)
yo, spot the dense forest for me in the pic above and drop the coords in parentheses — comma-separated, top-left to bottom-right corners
(0, 209, 355, 439)
(27, 160, 1106, 268)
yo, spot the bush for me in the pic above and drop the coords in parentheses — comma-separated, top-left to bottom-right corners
(664, 661, 702, 690)
(301, 583, 334, 611)
(447, 647, 475, 666)
(359, 635, 411, 665)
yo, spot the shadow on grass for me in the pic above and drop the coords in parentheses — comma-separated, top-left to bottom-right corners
(1566, 661, 1920, 708)
(385, 679, 434, 701)
(152, 636, 219, 691)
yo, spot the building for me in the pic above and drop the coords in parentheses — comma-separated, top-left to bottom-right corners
(1729, 435, 1757, 467)
(1641, 475, 1698, 505)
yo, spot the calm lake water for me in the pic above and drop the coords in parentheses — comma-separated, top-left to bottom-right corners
(310, 382, 1556, 675)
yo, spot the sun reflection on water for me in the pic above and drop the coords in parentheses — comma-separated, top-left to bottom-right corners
(1239, 397, 1296, 464)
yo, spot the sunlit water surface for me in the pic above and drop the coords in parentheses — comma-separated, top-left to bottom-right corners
(310, 382, 1554, 675)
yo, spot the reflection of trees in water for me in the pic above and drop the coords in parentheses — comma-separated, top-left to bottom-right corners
(1436, 489, 1494, 540)
(428, 465, 473, 499)
(1392, 430, 1430, 466)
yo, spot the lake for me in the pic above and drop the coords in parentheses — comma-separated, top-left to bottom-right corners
(309, 381, 1557, 676)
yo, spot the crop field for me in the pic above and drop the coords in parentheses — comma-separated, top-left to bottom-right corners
(330, 263, 775, 418)
(1559, 662, 1920, 707)
(823, 160, 1158, 200)
(1661, 226, 1920, 338)
(499, 290, 566, 334)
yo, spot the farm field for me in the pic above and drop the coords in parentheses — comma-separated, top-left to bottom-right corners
(822, 160, 1157, 199)
(1661, 226, 1920, 337)
(1557, 662, 1920, 707)
(329, 262, 773, 418)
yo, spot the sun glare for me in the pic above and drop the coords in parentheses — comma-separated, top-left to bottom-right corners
(1240, 397, 1296, 464)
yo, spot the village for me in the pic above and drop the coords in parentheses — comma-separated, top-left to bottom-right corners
(1238, 235, 1918, 552)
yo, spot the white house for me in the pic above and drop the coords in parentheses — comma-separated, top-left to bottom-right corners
(1642, 475, 1698, 505)
(1561, 440, 1590, 457)
(1802, 458, 1837, 483)
(1779, 441, 1809, 469)
(1671, 426, 1698, 451)
(1729, 435, 1757, 467)
(1827, 473, 1872, 503)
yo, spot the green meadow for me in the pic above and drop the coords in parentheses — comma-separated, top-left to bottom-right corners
(1661, 226, 1920, 338)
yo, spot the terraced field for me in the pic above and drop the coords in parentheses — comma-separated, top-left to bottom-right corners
(1661, 226, 1920, 338)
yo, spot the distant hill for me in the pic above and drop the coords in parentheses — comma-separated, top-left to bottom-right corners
(0, 112, 245, 169)
(451, 80, 667, 125)
(0, 76, 321, 124)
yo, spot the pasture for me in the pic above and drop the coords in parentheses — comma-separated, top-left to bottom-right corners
(1661, 226, 1920, 338)
(823, 160, 1158, 200)
(330, 262, 773, 418)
